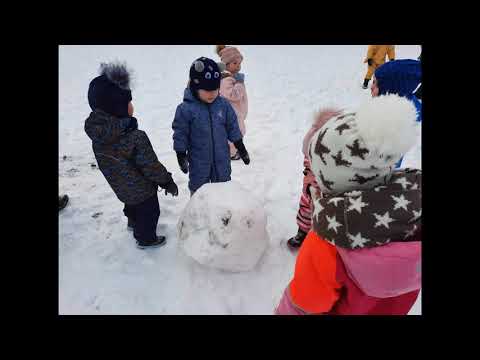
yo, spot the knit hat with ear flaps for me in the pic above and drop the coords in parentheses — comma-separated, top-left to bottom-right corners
(308, 94, 418, 196)
(189, 57, 221, 92)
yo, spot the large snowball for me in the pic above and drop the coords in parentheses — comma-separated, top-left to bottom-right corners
(177, 181, 269, 272)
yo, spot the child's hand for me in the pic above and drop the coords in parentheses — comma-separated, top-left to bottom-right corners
(234, 73, 245, 83)
(233, 139, 250, 165)
(164, 179, 179, 197)
(240, 151, 250, 165)
(176, 152, 189, 174)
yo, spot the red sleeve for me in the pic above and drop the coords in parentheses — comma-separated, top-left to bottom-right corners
(289, 231, 342, 314)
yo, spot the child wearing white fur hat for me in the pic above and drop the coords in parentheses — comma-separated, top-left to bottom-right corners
(276, 94, 422, 315)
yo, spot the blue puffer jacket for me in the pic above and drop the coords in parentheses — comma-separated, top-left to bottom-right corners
(172, 88, 243, 192)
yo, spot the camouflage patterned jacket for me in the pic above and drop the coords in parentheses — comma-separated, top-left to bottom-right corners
(85, 110, 173, 205)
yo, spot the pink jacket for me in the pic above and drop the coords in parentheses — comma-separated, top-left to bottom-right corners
(275, 232, 421, 315)
(276, 169, 422, 315)
(219, 76, 248, 135)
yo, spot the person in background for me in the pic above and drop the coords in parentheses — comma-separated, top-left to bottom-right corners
(362, 45, 395, 89)
(59, 194, 69, 211)
(287, 109, 342, 250)
(215, 45, 249, 160)
(371, 59, 422, 168)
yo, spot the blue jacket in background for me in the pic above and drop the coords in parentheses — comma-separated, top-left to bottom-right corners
(374, 60, 423, 169)
(395, 95, 422, 168)
(172, 88, 243, 192)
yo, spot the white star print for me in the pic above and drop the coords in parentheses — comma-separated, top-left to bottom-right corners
(391, 194, 411, 211)
(345, 190, 362, 197)
(374, 185, 387, 192)
(348, 232, 370, 248)
(347, 196, 368, 214)
(373, 211, 395, 229)
(328, 197, 343, 206)
(404, 224, 418, 239)
(217, 110, 223, 118)
(326, 215, 343, 233)
(411, 183, 419, 190)
(409, 209, 422, 223)
(312, 198, 324, 221)
(395, 177, 412, 190)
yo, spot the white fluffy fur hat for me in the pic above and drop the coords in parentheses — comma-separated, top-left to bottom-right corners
(308, 94, 418, 195)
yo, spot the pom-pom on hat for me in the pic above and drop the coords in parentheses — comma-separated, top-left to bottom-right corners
(308, 94, 418, 195)
(88, 61, 132, 118)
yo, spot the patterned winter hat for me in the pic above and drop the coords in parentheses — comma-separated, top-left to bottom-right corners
(308, 94, 418, 195)
(217, 45, 243, 64)
(374, 59, 421, 98)
(88, 62, 132, 118)
(189, 57, 221, 92)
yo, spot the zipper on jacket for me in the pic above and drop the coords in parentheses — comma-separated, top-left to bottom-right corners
(207, 104, 218, 181)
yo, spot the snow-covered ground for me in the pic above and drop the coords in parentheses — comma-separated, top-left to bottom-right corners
(59, 45, 422, 315)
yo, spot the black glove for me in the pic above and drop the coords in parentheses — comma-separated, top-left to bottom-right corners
(367, 58, 373, 66)
(126, 117, 138, 132)
(163, 178, 179, 197)
(233, 139, 250, 165)
(177, 152, 189, 174)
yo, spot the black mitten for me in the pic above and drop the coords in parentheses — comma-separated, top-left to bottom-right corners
(164, 179, 179, 197)
(367, 58, 373, 66)
(233, 139, 250, 165)
(177, 152, 189, 173)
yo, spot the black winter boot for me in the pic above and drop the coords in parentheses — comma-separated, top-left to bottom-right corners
(127, 218, 135, 232)
(59, 195, 69, 211)
(136, 236, 167, 249)
(362, 78, 370, 89)
(287, 228, 307, 250)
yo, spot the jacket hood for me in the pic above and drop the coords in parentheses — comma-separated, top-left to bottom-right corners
(312, 168, 422, 249)
(311, 168, 422, 298)
(84, 110, 133, 145)
(337, 240, 421, 298)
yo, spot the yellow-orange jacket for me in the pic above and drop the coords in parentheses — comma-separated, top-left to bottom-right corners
(364, 45, 395, 65)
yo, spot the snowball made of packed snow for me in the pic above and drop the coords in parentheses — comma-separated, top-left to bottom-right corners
(177, 181, 269, 272)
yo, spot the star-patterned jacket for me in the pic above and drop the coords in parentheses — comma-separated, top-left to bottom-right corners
(283, 169, 421, 315)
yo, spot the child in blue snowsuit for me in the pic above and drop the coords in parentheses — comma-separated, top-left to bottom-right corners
(371, 59, 422, 168)
(172, 57, 250, 195)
